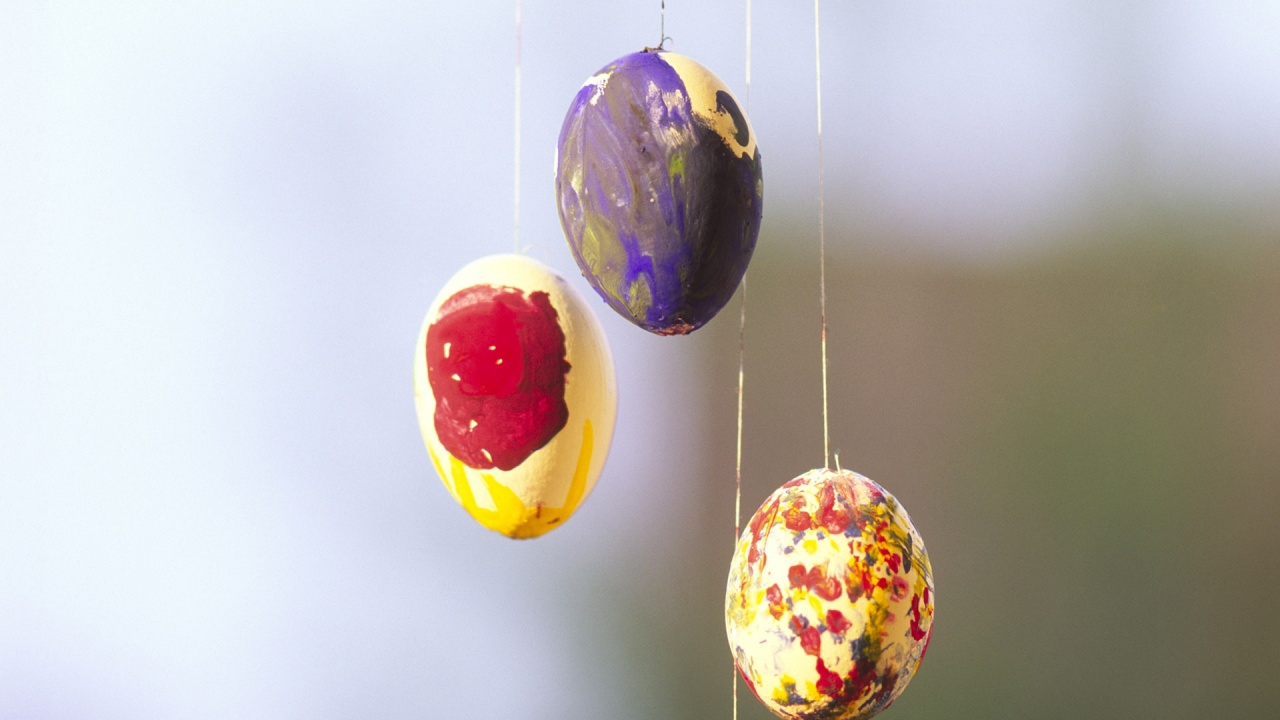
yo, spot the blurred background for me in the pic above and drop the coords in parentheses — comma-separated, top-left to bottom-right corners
(3, 1, 1278, 718)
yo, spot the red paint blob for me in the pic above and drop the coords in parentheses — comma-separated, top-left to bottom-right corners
(826, 609, 851, 636)
(885, 551, 903, 574)
(813, 573, 844, 602)
(787, 564, 808, 589)
(789, 614, 806, 634)
(765, 583, 786, 620)
(891, 575, 910, 601)
(788, 563, 844, 602)
(426, 284, 570, 471)
(910, 594, 929, 641)
(817, 482, 852, 535)
(815, 658, 843, 697)
(846, 565, 874, 601)
(800, 624, 822, 657)
(783, 502, 813, 532)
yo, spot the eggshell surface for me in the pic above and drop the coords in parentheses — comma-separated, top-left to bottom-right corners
(726, 468, 934, 720)
(413, 254, 617, 539)
(555, 50, 763, 335)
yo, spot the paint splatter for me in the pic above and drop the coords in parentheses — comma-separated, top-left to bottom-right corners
(426, 284, 569, 471)
(427, 419, 594, 539)
(725, 468, 935, 720)
(826, 609, 851, 636)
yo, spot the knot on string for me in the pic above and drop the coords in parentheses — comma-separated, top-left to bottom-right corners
(643, 36, 674, 53)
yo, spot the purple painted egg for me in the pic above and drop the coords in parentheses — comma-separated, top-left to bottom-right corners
(555, 50, 763, 335)
(726, 468, 935, 720)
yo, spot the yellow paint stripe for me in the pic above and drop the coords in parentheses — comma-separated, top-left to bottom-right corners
(435, 419, 598, 539)
(506, 418, 595, 539)
(449, 455, 478, 509)
(561, 418, 594, 514)
(481, 472, 537, 535)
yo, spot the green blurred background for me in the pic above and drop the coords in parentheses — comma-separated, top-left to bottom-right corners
(603, 213, 1280, 719)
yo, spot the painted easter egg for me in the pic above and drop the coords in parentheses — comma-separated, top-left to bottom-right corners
(555, 50, 763, 335)
(413, 254, 617, 539)
(725, 468, 934, 720)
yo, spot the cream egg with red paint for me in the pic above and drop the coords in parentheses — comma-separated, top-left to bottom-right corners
(725, 468, 934, 720)
(413, 254, 617, 539)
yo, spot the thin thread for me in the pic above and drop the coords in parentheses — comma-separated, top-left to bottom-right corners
(815, 0, 830, 469)
(655, 0, 672, 50)
(513, 0, 522, 253)
(745, 0, 751, 108)
(732, 3, 750, 719)
(732, 275, 745, 720)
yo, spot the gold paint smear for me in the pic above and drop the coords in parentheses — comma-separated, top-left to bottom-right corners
(443, 419, 595, 539)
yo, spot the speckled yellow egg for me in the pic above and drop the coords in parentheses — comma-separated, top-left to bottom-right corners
(413, 254, 617, 539)
(725, 468, 934, 720)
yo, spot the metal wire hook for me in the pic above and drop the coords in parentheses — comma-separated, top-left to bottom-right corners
(645, 0, 673, 52)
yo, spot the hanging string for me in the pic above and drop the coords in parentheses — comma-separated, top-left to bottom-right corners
(733, 291, 745, 720)
(815, 0, 830, 470)
(732, 2, 751, 719)
(652, 0, 673, 50)
(513, 0, 522, 253)
(744, 0, 751, 109)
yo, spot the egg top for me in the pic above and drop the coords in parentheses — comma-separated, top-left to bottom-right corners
(555, 50, 763, 335)
(413, 254, 617, 539)
(659, 52, 757, 159)
(725, 468, 935, 720)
